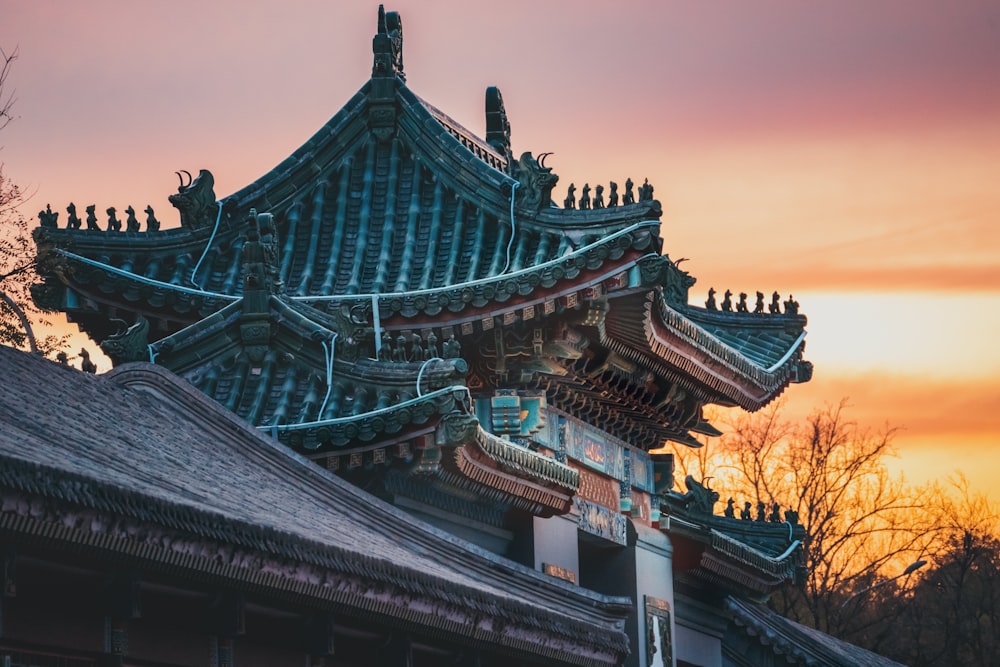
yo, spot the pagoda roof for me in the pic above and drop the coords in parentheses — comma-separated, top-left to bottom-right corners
(31, 6, 810, 447)
(105, 212, 583, 519)
(662, 476, 806, 598)
(0, 344, 629, 665)
(34, 64, 662, 338)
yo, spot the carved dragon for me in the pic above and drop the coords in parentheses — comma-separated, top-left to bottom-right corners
(168, 169, 218, 230)
(675, 475, 720, 515)
(514, 152, 559, 212)
(100, 316, 150, 365)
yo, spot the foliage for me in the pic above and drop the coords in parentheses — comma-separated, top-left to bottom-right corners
(1, 46, 15, 132)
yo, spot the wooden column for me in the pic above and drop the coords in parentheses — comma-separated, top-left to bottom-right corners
(211, 592, 244, 667)
(0, 546, 14, 637)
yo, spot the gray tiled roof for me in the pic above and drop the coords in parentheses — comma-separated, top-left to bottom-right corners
(0, 345, 629, 662)
(726, 597, 906, 667)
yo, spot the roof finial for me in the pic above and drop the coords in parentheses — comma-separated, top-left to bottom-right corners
(372, 5, 404, 81)
(485, 86, 512, 162)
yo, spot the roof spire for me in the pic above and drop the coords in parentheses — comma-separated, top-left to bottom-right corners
(372, 5, 404, 81)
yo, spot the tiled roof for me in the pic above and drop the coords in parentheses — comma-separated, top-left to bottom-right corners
(34, 76, 662, 335)
(136, 266, 582, 516)
(664, 493, 805, 596)
(678, 303, 809, 371)
(30, 6, 809, 447)
(0, 345, 630, 664)
(603, 292, 810, 411)
(149, 295, 471, 450)
(726, 596, 906, 667)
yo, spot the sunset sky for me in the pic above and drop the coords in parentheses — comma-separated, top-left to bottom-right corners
(3, 2, 999, 500)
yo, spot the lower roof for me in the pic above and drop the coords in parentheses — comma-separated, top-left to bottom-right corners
(725, 597, 905, 667)
(0, 345, 630, 665)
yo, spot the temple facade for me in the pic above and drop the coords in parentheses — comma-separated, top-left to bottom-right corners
(13, 7, 901, 667)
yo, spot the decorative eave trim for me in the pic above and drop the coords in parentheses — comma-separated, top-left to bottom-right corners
(419, 422, 580, 518)
(56, 248, 239, 303)
(292, 224, 660, 316)
(646, 295, 803, 410)
(665, 516, 800, 593)
(667, 516, 801, 570)
(534, 373, 700, 449)
(451, 443, 575, 518)
(474, 430, 581, 491)
(48, 227, 657, 328)
(709, 529, 800, 578)
(697, 551, 790, 596)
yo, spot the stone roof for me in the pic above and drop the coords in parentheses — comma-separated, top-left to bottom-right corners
(725, 597, 906, 667)
(0, 345, 629, 665)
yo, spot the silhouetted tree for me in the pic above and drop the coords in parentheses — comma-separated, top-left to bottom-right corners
(717, 401, 937, 638)
(872, 476, 1000, 666)
(0, 46, 66, 355)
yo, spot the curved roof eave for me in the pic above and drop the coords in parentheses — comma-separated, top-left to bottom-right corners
(603, 292, 807, 411)
(647, 296, 806, 410)
(227, 83, 375, 212)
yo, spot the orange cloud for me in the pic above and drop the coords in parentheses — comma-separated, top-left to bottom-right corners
(780, 371, 1000, 440)
(705, 370, 1000, 497)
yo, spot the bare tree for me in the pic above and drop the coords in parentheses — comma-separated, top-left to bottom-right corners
(668, 400, 1000, 663)
(879, 476, 1000, 666)
(0, 45, 66, 355)
(718, 401, 792, 505)
(716, 400, 940, 639)
(0, 46, 16, 132)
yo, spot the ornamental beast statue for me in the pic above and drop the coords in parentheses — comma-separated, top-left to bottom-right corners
(100, 316, 150, 364)
(514, 151, 559, 212)
(677, 475, 720, 515)
(169, 169, 218, 230)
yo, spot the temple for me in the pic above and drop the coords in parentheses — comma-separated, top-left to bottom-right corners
(10, 7, 900, 667)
